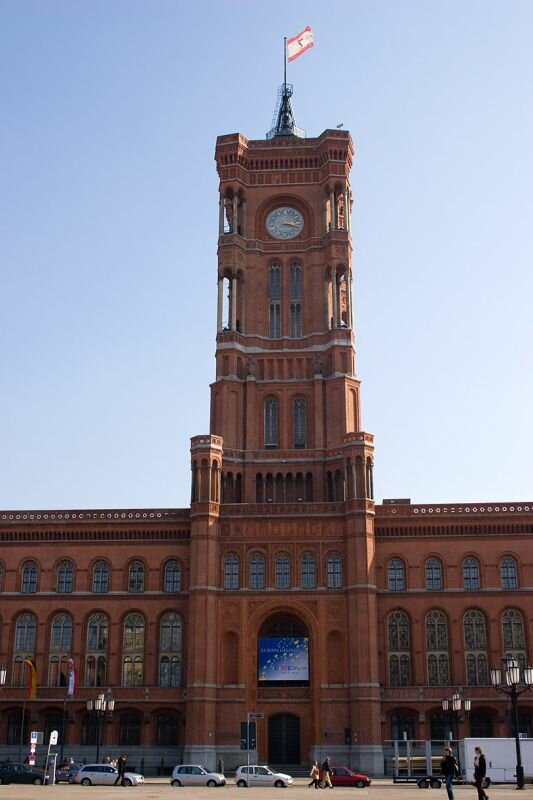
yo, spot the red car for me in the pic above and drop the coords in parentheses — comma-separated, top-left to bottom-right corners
(323, 766, 371, 788)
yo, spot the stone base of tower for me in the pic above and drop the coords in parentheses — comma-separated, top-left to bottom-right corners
(182, 744, 218, 772)
(310, 745, 384, 778)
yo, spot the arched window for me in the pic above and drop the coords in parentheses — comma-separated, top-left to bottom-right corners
(21, 560, 38, 593)
(327, 553, 342, 589)
(56, 560, 73, 593)
(264, 398, 279, 449)
(249, 553, 265, 590)
(275, 553, 291, 590)
(159, 613, 182, 688)
(388, 611, 411, 687)
(13, 613, 36, 686)
(128, 561, 145, 593)
(301, 552, 316, 589)
(0, 563, 3, 591)
(463, 610, 488, 686)
(293, 398, 307, 448)
(502, 609, 527, 669)
(390, 712, 415, 741)
(500, 556, 518, 589)
(289, 262, 302, 338)
(268, 261, 281, 338)
(164, 560, 181, 593)
(157, 712, 180, 746)
(119, 712, 141, 746)
(463, 557, 480, 590)
(49, 613, 72, 687)
(122, 613, 144, 687)
(388, 559, 405, 591)
(92, 561, 109, 593)
(425, 558, 442, 591)
(426, 610, 449, 686)
(85, 613, 108, 687)
(224, 553, 239, 590)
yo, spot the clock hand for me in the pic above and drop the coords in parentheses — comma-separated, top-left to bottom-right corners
(283, 220, 300, 227)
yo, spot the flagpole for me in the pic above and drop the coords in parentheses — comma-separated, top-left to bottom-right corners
(18, 695, 27, 762)
(60, 692, 68, 763)
(283, 36, 287, 90)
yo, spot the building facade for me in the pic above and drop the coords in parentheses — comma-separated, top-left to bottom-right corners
(0, 99, 532, 775)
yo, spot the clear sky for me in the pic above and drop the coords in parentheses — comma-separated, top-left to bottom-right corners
(1, 0, 532, 511)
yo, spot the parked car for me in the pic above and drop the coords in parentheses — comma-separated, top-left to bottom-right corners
(326, 765, 371, 788)
(170, 764, 226, 787)
(0, 762, 49, 785)
(235, 765, 293, 787)
(72, 763, 144, 786)
(55, 762, 83, 783)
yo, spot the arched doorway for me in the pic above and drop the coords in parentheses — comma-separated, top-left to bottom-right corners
(268, 713, 300, 764)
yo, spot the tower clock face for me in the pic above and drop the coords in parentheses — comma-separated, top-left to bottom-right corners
(266, 207, 304, 239)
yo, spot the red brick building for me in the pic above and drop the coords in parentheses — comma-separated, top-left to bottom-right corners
(1, 97, 532, 775)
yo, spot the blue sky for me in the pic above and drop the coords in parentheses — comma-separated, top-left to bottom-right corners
(1, 0, 532, 510)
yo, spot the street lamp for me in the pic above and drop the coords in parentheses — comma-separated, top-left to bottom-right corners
(0, 666, 6, 686)
(86, 692, 115, 763)
(441, 691, 471, 780)
(490, 658, 533, 789)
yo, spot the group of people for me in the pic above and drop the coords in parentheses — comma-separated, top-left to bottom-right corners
(441, 745, 489, 800)
(308, 757, 333, 789)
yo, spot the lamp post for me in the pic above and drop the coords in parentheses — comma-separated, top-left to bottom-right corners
(490, 658, 533, 789)
(441, 691, 471, 780)
(86, 692, 115, 763)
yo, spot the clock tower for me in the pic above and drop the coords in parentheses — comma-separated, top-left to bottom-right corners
(186, 89, 382, 773)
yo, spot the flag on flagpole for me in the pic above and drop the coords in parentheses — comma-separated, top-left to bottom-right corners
(67, 657, 76, 696)
(287, 26, 314, 62)
(24, 657, 37, 700)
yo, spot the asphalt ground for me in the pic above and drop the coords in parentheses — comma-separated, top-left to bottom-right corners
(1, 778, 532, 800)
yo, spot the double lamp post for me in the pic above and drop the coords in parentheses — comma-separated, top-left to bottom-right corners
(441, 692, 471, 780)
(490, 658, 533, 790)
(86, 692, 115, 763)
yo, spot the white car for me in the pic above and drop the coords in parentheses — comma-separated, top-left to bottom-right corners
(170, 764, 226, 787)
(235, 765, 293, 787)
(72, 764, 144, 786)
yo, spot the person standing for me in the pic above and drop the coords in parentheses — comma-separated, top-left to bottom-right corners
(321, 757, 333, 789)
(308, 760, 320, 789)
(114, 754, 127, 786)
(441, 746, 458, 800)
(474, 746, 489, 800)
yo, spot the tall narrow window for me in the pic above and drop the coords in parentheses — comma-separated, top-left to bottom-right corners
(425, 558, 442, 590)
(502, 609, 527, 669)
(56, 560, 73, 593)
(159, 613, 182, 688)
(327, 553, 342, 589)
(92, 561, 109, 593)
(249, 554, 265, 590)
(264, 398, 279, 449)
(426, 610, 450, 686)
(301, 552, 316, 589)
(463, 557, 480, 590)
(224, 553, 239, 590)
(269, 262, 281, 338)
(289, 262, 302, 338)
(275, 553, 291, 589)
(388, 559, 405, 591)
(85, 613, 108, 687)
(128, 561, 145, 593)
(21, 561, 38, 593)
(49, 614, 72, 687)
(388, 611, 411, 687)
(122, 613, 144, 687)
(463, 610, 488, 686)
(500, 556, 518, 589)
(293, 398, 307, 448)
(164, 560, 181, 592)
(13, 613, 36, 686)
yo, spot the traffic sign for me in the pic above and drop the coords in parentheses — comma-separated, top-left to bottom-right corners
(248, 712, 264, 719)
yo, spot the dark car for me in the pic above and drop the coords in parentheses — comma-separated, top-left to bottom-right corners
(0, 762, 49, 785)
(323, 766, 371, 788)
(55, 762, 83, 783)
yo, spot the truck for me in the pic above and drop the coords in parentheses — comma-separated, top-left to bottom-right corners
(460, 738, 533, 785)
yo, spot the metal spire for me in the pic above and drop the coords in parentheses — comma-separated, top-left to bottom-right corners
(266, 37, 305, 139)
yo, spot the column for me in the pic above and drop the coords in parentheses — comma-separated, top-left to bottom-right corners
(345, 270, 352, 329)
(331, 268, 338, 327)
(343, 189, 350, 232)
(219, 196, 225, 235)
(241, 198, 246, 237)
(232, 194, 238, 234)
(329, 189, 336, 231)
(217, 278, 224, 332)
(231, 276, 238, 330)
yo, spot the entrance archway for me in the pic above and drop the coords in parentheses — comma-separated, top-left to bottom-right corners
(268, 713, 300, 764)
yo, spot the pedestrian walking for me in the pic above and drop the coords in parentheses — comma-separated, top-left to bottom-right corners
(473, 746, 489, 800)
(114, 754, 127, 786)
(441, 746, 458, 800)
(308, 760, 320, 789)
(321, 757, 333, 789)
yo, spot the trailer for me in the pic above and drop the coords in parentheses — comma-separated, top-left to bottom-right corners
(460, 738, 533, 785)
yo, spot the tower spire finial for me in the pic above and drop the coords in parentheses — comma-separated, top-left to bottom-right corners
(266, 36, 305, 139)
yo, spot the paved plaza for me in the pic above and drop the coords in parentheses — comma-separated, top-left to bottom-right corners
(1, 778, 532, 800)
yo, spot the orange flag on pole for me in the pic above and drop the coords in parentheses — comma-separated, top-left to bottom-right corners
(24, 657, 37, 699)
